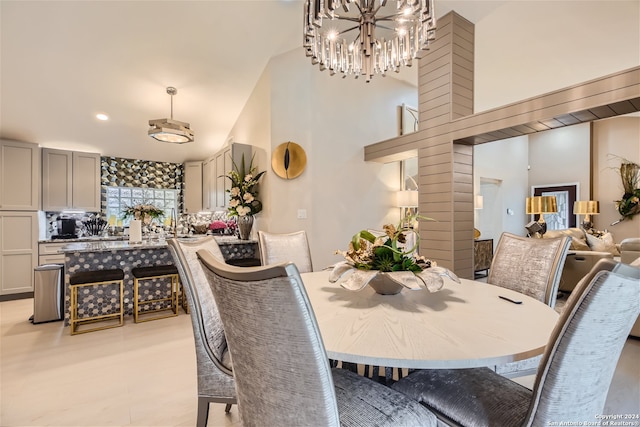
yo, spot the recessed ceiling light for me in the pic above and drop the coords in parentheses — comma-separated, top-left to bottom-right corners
(96, 113, 109, 121)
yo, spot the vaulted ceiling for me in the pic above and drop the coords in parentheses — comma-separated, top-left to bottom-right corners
(0, 1, 505, 163)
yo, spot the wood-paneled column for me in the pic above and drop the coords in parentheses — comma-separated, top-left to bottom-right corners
(418, 12, 475, 277)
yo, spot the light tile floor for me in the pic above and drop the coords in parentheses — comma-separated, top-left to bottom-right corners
(1, 298, 638, 426)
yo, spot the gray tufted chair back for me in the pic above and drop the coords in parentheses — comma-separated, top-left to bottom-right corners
(197, 250, 340, 426)
(488, 232, 571, 308)
(167, 237, 236, 427)
(527, 264, 640, 425)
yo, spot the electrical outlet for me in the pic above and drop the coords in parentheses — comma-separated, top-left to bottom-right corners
(297, 209, 307, 219)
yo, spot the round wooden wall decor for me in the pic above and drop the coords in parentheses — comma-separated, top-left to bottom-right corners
(271, 141, 307, 180)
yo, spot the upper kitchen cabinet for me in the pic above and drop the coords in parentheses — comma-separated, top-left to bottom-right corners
(42, 149, 101, 212)
(183, 161, 203, 213)
(0, 140, 40, 211)
(202, 158, 215, 211)
(213, 143, 252, 210)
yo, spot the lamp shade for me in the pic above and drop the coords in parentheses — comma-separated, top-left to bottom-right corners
(573, 201, 600, 215)
(397, 190, 418, 208)
(526, 196, 541, 214)
(475, 195, 484, 210)
(539, 196, 558, 213)
(526, 196, 557, 214)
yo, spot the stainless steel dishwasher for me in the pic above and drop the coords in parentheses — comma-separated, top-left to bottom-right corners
(31, 264, 64, 324)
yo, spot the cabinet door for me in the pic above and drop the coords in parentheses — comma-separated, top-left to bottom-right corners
(0, 140, 40, 211)
(216, 151, 227, 208)
(183, 161, 203, 213)
(72, 151, 101, 211)
(0, 212, 38, 295)
(202, 159, 213, 210)
(43, 148, 74, 211)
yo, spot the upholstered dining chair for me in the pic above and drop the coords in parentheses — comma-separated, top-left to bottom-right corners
(257, 230, 313, 273)
(391, 261, 640, 427)
(488, 232, 571, 309)
(167, 237, 236, 427)
(486, 232, 571, 377)
(196, 250, 437, 427)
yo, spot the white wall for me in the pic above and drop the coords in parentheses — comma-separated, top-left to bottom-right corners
(474, 1, 640, 112)
(528, 123, 591, 228)
(474, 136, 529, 244)
(228, 48, 418, 269)
(593, 115, 640, 241)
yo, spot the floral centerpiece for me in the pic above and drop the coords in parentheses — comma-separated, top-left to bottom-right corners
(121, 203, 164, 225)
(226, 153, 265, 217)
(226, 154, 265, 239)
(330, 214, 460, 294)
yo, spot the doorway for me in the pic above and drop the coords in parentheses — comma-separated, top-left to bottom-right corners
(477, 178, 503, 244)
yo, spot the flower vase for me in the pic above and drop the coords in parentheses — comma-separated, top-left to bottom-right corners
(237, 215, 254, 240)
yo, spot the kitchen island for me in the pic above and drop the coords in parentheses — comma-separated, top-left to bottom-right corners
(59, 237, 258, 325)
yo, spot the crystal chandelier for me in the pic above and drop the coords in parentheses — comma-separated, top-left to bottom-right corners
(303, 0, 437, 82)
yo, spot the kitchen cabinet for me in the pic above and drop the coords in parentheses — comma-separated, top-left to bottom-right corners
(202, 158, 215, 210)
(0, 212, 38, 295)
(38, 242, 66, 265)
(183, 161, 203, 213)
(185, 143, 252, 213)
(212, 143, 252, 210)
(42, 149, 101, 212)
(0, 140, 40, 211)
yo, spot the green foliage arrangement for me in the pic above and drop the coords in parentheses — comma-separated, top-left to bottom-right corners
(336, 214, 435, 272)
(615, 160, 640, 220)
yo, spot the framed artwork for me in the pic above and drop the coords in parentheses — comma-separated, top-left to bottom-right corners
(399, 104, 419, 135)
(532, 184, 579, 229)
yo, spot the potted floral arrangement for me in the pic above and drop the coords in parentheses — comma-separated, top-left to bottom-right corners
(226, 154, 265, 239)
(614, 160, 640, 222)
(331, 214, 459, 294)
(121, 203, 164, 225)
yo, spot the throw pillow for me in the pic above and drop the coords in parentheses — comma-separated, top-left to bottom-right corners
(586, 232, 620, 256)
(545, 228, 590, 250)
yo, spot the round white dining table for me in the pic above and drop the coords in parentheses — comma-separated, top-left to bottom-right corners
(300, 270, 560, 370)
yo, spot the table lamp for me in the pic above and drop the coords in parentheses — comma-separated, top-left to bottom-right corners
(573, 200, 599, 230)
(397, 190, 418, 221)
(526, 195, 557, 236)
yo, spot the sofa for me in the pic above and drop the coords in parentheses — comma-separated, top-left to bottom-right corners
(543, 228, 617, 293)
(620, 237, 640, 264)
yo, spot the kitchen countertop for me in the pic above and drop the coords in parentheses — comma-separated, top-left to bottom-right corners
(57, 235, 257, 253)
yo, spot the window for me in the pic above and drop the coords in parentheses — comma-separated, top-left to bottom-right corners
(106, 186, 179, 226)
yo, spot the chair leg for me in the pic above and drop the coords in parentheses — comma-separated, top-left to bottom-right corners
(224, 403, 232, 413)
(197, 397, 210, 427)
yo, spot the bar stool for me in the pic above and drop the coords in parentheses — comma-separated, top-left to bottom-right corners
(69, 268, 125, 335)
(132, 265, 179, 323)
